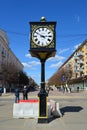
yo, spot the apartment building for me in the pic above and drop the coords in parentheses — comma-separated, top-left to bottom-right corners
(0, 29, 23, 92)
(58, 39, 87, 90)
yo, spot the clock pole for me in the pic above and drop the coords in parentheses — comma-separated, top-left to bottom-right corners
(40, 59, 45, 92)
(38, 58, 48, 123)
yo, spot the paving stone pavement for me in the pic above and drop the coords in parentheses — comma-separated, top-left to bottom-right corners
(0, 90, 87, 130)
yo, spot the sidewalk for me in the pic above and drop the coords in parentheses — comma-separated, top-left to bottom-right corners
(1, 89, 87, 99)
(0, 90, 87, 130)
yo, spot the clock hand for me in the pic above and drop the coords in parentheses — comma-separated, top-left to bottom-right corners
(35, 32, 45, 38)
(44, 35, 52, 37)
(40, 34, 45, 38)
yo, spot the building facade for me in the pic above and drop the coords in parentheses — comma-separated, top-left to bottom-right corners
(0, 29, 23, 92)
(58, 39, 87, 90)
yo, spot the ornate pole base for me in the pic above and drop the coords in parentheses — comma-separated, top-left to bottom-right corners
(38, 118, 49, 123)
(38, 82, 48, 123)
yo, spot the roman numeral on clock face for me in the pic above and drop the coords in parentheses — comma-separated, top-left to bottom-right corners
(32, 27, 53, 47)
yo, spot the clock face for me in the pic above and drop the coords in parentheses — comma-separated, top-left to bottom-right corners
(32, 27, 53, 47)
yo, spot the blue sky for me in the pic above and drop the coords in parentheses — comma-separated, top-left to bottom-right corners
(0, 0, 87, 85)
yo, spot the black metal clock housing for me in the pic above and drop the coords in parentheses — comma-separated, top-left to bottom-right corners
(30, 19, 56, 51)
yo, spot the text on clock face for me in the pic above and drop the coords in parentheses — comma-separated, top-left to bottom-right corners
(33, 27, 53, 46)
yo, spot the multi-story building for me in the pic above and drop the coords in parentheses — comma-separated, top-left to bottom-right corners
(0, 29, 23, 92)
(57, 39, 87, 90)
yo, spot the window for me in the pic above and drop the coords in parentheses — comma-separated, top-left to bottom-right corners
(85, 44, 87, 49)
(86, 62, 87, 67)
(86, 53, 87, 58)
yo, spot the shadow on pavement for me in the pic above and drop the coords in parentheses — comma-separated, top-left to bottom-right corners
(60, 106, 83, 115)
(47, 116, 59, 123)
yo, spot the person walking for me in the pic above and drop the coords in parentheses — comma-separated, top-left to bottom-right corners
(14, 88, 20, 103)
(22, 85, 28, 100)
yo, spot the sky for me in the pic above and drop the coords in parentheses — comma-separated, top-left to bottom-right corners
(0, 0, 87, 85)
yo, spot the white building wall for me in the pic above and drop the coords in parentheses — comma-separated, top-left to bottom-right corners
(0, 29, 23, 92)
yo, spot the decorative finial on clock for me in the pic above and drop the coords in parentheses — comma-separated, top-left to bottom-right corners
(40, 16, 46, 22)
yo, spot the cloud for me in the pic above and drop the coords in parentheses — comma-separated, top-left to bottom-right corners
(22, 62, 32, 68)
(48, 54, 65, 62)
(31, 74, 40, 78)
(74, 43, 81, 49)
(72, 43, 81, 52)
(22, 60, 40, 70)
(58, 48, 69, 54)
(28, 61, 40, 66)
(74, 15, 80, 23)
(50, 61, 63, 68)
(25, 53, 32, 58)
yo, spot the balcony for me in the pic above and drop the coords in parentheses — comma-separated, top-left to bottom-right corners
(77, 60, 83, 64)
(74, 56, 79, 60)
(74, 53, 78, 59)
(79, 68, 84, 72)
(1, 51, 6, 58)
(77, 51, 83, 57)
(74, 63, 79, 67)
(74, 67, 84, 73)
(74, 69, 79, 73)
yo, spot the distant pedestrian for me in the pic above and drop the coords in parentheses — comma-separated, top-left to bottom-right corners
(22, 85, 28, 100)
(69, 86, 72, 93)
(14, 88, 20, 103)
(77, 86, 79, 92)
(62, 86, 65, 93)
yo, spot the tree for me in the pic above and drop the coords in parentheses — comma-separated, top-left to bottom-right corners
(48, 63, 73, 86)
(18, 71, 29, 86)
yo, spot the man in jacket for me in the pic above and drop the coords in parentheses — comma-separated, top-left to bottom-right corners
(22, 85, 28, 100)
(15, 88, 20, 103)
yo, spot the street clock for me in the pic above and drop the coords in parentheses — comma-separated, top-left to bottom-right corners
(29, 17, 57, 123)
(30, 17, 56, 51)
